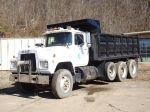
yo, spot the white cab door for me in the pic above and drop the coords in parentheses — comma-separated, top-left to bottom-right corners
(72, 33, 89, 66)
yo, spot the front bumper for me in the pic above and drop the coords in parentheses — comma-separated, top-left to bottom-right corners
(9, 61, 49, 84)
(9, 74, 49, 84)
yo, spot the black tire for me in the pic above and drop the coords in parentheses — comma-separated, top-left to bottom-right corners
(127, 59, 138, 78)
(105, 62, 116, 81)
(15, 82, 35, 93)
(116, 62, 127, 82)
(51, 69, 73, 99)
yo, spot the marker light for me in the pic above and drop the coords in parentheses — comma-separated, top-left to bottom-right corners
(53, 54, 56, 58)
(49, 27, 61, 31)
(50, 28, 53, 31)
(54, 27, 57, 30)
(67, 26, 72, 30)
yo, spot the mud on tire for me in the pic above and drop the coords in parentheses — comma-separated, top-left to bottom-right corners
(127, 59, 138, 79)
(115, 62, 127, 82)
(105, 62, 116, 81)
(51, 69, 73, 99)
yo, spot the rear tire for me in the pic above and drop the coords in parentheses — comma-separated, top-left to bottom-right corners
(105, 62, 116, 81)
(116, 62, 127, 82)
(15, 82, 35, 93)
(127, 59, 138, 78)
(51, 69, 73, 99)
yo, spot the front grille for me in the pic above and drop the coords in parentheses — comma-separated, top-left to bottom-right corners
(21, 53, 36, 72)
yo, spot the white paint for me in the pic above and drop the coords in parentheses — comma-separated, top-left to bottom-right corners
(0, 37, 43, 70)
(70, 33, 89, 66)
(8, 39, 15, 70)
(7, 28, 91, 74)
(1, 39, 8, 70)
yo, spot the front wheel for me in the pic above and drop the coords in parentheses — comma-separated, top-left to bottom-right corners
(51, 69, 73, 99)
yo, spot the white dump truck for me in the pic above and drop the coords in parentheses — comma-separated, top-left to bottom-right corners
(9, 19, 140, 98)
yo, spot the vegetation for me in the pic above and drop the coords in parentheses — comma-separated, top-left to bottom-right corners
(0, 0, 150, 37)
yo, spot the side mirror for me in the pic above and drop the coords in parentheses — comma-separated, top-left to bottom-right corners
(86, 32, 91, 43)
(35, 43, 44, 47)
(87, 43, 91, 48)
(86, 32, 91, 48)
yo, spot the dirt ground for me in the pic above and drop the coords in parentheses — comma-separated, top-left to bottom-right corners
(0, 62, 150, 112)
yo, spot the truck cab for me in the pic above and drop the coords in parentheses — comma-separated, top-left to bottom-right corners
(10, 27, 91, 78)
(9, 23, 93, 98)
(44, 27, 91, 65)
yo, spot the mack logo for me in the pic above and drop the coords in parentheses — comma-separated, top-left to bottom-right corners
(21, 50, 30, 54)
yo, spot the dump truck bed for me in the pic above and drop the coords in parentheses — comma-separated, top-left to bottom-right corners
(90, 33, 140, 61)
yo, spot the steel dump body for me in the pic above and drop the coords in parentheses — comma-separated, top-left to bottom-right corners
(89, 33, 140, 61)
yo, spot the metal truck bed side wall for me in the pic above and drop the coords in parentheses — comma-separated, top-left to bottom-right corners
(89, 33, 140, 61)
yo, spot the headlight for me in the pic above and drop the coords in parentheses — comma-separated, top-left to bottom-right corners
(40, 61, 48, 69)
(10, 61, 17, 69)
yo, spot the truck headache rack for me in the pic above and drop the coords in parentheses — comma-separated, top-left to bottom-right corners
(47, 18, 101, 34)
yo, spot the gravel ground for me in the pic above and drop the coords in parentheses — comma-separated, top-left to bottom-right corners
(0, 62, 150, 112)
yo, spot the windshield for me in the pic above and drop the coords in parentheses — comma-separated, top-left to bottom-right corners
(46, 32, 72, 47)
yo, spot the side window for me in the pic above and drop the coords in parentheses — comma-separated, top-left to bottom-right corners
(48, 37, 55, 45)
(75, 34, 84, 45)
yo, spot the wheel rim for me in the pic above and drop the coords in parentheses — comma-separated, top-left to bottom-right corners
(109, 66, 115, 78)
(120, 66, 126, 78)
(131, 63, 136, 75)
(60, 75, 70, 93)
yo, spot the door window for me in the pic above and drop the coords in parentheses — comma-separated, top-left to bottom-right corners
(74, 34, 84, 45)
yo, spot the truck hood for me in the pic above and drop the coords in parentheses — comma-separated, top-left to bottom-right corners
(18, 46, 70, 59)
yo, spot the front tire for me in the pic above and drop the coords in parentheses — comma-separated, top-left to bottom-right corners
(15, 82, 35, 93)
(51, 69, 73, 99)
(116, 62, 127, 82)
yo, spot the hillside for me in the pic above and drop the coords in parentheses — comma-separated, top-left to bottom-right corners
(0, 0, 150, 37)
